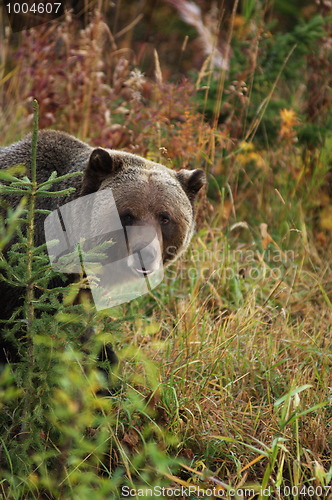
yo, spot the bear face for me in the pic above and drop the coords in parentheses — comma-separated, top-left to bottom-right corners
(0, 130, 206, 361)
(1, 131, 206, 305)
(79, 146, 206, 277)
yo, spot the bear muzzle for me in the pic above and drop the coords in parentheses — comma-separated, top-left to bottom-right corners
(127, 242, 162, 276)
(125, 226, 163, 276)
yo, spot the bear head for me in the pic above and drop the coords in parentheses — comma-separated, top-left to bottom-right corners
(79, 147, 206, 277)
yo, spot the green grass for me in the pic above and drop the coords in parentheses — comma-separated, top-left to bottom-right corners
(117, 200, 332, 497)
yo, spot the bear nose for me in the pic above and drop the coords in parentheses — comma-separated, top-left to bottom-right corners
(132, 246, 158, 274)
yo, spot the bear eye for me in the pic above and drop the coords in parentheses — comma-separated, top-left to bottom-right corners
(159, 212, 171, 225)
(121, 210, 135, 225)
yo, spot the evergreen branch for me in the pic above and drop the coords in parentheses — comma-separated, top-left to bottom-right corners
(0, 186, 30, 194)
(37, 171, 83, 190)
(0, 172, 27, 182)
(35, 187, 76, 197)
(26, 99, 39, 357)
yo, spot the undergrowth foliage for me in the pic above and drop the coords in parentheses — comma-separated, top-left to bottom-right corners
(4, 11, 213, 166)
(0, 103, 109, 492)
(1, 1, 332, 499)
(0, 102, 179, 497)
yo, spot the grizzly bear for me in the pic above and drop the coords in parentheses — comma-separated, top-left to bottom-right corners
(0, 130, 205, 363)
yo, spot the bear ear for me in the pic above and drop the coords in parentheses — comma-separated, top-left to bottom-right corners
(176, 169, 206, 201)
(81, 148, 124, 195)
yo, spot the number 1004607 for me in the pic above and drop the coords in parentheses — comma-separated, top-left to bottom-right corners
(6, 3, 62, 15)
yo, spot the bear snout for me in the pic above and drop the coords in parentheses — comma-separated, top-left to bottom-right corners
(127, 241, 162, 276)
